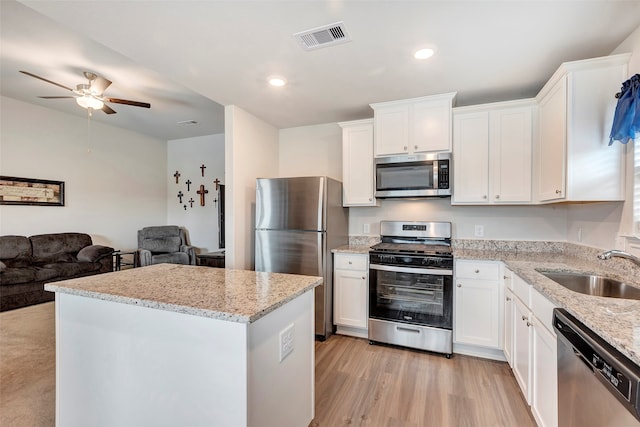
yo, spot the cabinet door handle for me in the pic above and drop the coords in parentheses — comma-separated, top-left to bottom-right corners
(457, 284, 462, 287)
(362, 276, 366, 280)
(482, 195, 487, 199)
(348, 261, 352, 264)
(475, 269, 480, 273)
(526, 321, 532, 327)
(556, 189, 562, 194)
(506, 297, 511, 301)
(404, 146, 408, 151)
(504, 276, 509, 280)
(522, 315, 527, 321)
(495, 195, 500, 199)
(368, 198, 372, 202)
(414, 145, 418, 150)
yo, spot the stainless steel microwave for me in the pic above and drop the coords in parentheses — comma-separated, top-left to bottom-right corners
(375, 152, 451, 198)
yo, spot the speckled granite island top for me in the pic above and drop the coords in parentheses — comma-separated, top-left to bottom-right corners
(45, 264, 322, 323)
(455, 248, 640, 366)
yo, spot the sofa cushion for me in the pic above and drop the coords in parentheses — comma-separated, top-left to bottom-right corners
(141, 226, 180, 239)
(151, 252, 189, 265)
(33, 253, 75, 265)
(0, 267, 36, 285)
(43, 262, 101, 277)
(30, 233, 92, 259)
(77, 245, 113, 262)
(0, 235, 32, 260)
(3, 258, 32, 268)
(34, 267, 58, 282)
(141, 237, 181, 253)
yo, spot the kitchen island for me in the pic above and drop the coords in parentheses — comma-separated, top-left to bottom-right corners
(45, 263, 322, 427)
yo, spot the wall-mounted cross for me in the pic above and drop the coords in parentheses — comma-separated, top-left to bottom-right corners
(183, 204, 187, 211)
(200, 164, 206, 177)
(197, 185, 208, 206)
(185, 179, 192, 191)
(177, 191, 184, 203)
(173, 170, 181, 184)
(213, 178, 221, 191)
(188, 198, 195, 208)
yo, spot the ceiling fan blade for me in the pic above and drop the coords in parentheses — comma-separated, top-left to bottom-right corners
(19, 71, 73, 92)
(104, 97, 150, 108)
(91, 76, 112, 94)
(102, 104, 117, 114)
(38, 96, 75, 99)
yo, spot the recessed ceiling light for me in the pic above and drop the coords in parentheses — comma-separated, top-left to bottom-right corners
(414, 48, 435, 60)
(268, 77, 287, 87)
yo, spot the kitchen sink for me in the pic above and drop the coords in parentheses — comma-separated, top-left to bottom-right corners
(537, 271, 640, 300)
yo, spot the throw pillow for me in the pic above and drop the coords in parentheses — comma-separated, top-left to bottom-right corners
(0, 260, 5, 272)
(77, 245, 114, 262)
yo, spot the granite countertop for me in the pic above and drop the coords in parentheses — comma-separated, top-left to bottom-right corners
(44, 264, 322, 323)
(455, 249, 640, 366)
(332, 245, 371, 254)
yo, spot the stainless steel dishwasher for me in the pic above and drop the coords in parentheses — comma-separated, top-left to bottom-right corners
(554, 309, 640, 426)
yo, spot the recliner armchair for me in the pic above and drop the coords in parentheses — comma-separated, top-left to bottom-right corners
(137, 226, 196, 267)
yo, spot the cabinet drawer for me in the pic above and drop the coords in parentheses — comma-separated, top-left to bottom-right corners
(455, 260, 500, 280)
(334, 254, 368, 271)
(513, 274, 532, 307)
(531, 288, 557, 335)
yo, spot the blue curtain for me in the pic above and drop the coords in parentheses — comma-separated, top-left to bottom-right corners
(609, 73, 640, 145)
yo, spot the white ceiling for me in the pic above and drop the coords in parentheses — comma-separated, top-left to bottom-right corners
(2, 1, 640, 141)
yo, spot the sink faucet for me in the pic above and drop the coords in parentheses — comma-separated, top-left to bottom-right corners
(597, 249, 640, 267)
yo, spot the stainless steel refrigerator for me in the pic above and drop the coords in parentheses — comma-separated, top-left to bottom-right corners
(255, 176, 348, 340)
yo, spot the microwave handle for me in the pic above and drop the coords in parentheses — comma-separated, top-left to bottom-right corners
(433, 160, 439, 188)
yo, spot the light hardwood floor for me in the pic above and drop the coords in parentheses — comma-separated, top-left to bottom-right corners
(311, 335, 536, 427)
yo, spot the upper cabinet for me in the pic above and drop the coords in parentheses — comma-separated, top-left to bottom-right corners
(535, 53, 630, 203)
(339, 119, 378, 207)
(452, 100, 535, 205)
(370, 93, 456, 157)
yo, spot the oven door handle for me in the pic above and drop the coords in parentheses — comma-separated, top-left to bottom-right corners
(369, 264, 453, 276)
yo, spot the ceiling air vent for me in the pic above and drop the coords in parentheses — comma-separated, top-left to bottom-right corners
(293, 22, 351, 51)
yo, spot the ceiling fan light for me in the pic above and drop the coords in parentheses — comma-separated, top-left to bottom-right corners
(76, 95, 104, 110)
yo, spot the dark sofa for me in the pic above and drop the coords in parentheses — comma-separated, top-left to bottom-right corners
(0, 233, 114, 311)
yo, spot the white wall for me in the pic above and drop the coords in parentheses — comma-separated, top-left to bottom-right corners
(0, 96, 166, 250)
(167, 134, 225, 253)
(278, 123, 342, 180)
(566, 24, 640, 249)
(225, 106, 279, 270)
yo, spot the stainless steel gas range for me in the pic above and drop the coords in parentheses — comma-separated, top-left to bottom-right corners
(368, 221, 453, 357)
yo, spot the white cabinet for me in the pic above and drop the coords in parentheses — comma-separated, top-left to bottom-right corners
(509, 271, 558, 426)
(333, 253, 368, 338)
(503, 269, 514, 367)
(339, 119, 378, 207)
(532, 318, 558, 427)
(452, 100, 534, 205)
(370, 93, 456, 156)
(453, 260, 504, 360)
(512, 295, 532, 404)
(535, 53, 629, 202)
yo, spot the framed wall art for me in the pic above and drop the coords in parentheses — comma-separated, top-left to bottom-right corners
(0, 176, 65, 206)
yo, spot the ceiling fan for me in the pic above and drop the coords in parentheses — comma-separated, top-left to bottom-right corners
(19, 70, 151, 114)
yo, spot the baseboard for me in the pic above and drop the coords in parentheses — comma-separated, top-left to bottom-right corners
(453, 342, 507, 361)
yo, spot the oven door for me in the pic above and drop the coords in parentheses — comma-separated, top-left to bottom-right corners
(369, 263, 453, 329)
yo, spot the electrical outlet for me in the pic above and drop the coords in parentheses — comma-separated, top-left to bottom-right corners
(279, 323, 294, 362)
(474, 225, 484, 237)
(363, 223, 370, 234)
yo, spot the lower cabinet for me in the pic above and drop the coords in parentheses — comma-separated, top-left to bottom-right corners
(512, 296, 532, 404)
(510, 271, 558, 427)
(333, 253, 369, 338)
(453, 259, 505, 360)
(503, 287, 514, 367)
(532, 319, 558, 427)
